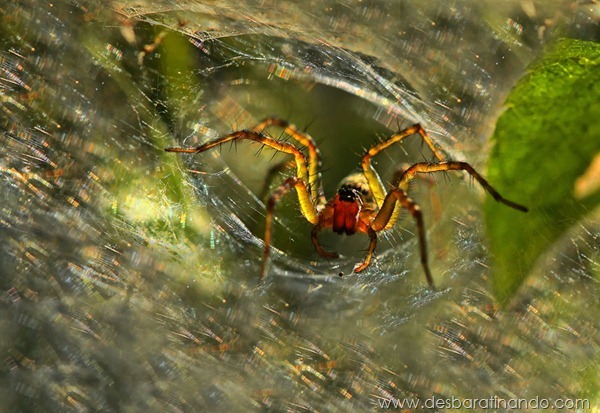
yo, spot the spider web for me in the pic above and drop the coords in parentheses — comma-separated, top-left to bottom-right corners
(0, 0, 598, 411)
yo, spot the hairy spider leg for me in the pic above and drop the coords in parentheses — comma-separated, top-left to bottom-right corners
(369, 188, 433, 286)
(396, 162, 529, 213)
(252, 118, 325, 204)
(262, 176, 319, 277)
(391, 164, 443, 221)
(361, 124, 446, 207)
(374, 161, 528, 285)
(361, 124, 446, 229)
(166, 131, 320, 277)
(165, 130, 315, 210)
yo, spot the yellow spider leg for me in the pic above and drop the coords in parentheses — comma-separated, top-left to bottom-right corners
(167, 131, 319, 278)
(262, 177, 319, 277)
(352, 228, 378, 273)
(397, 161, 528, 212)
(370, 189, 433, 287)
(165, 130, 311, 194)
(361, 124, 445, 208)
(252, 118, 325, 204)
(384, 164, 442, 230)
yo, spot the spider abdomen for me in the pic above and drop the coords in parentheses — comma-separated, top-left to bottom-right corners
(338, 173, 372, 201)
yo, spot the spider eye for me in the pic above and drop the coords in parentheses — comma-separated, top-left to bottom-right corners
(338, 186, 357, 202)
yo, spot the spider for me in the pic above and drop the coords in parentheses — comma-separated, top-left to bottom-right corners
(166, 118, 527, 287)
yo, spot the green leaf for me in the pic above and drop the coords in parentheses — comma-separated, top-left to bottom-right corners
(485, 38, 600, 305)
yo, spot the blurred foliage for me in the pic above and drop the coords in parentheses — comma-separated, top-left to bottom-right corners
(485, 38, 600, 305)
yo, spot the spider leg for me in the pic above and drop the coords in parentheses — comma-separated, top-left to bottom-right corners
(352, 227, 378, 273)
(370, 189, 434, 287)
(259, 159, 295, 200)
(262, 177, 319, 277)
(361, 124, 445, 208)
(389, 164, 443, 225)
(397, 162, 528, 212)
(167, 131, 321, 278)
(311, 224, 339, 259)
(166, 130, 313, 195)
(252, 118, 325, 205)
